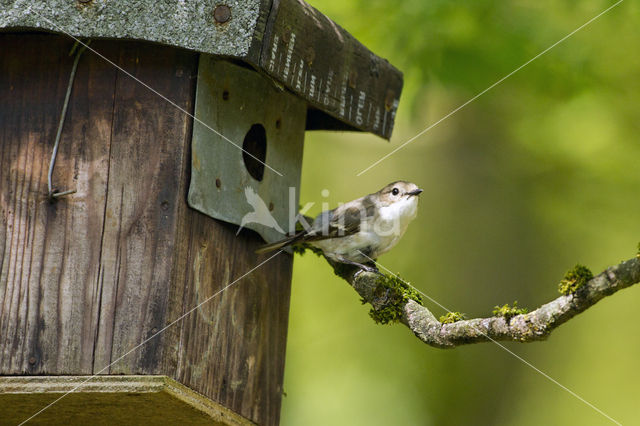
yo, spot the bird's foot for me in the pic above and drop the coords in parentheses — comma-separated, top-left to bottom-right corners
(334, 255, 383, 276)
(360, 263, 382, 274)
(379, 287, 392, 305)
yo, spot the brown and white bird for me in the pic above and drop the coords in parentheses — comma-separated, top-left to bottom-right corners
(257, 181, 422, 271)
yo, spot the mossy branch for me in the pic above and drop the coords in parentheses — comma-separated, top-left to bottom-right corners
(321, 251, 640, 349)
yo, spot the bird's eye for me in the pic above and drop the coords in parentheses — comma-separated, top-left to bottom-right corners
(392, 188, 399, 196)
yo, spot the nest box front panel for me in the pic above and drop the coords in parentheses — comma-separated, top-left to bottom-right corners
(189, 56, 305, 243)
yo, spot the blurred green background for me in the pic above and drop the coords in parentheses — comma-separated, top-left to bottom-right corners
(280, 1, 640, 425)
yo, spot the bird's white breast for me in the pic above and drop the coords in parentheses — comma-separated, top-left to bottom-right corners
(312, 196, 418, 262)
(368, 196, 418, 256)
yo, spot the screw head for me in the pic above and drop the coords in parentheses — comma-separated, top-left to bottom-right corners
(348, 70, 358, 89)
(214, 5, 231, 23)
(385, 90, 396, 111)
(304, 46, 315, 64)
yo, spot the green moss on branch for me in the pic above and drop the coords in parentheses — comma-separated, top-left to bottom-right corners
(439, 312, 465, 324)
(369, 274, 423, 325)
(492, 301, 528, 323)
(558, 264, 593, 295)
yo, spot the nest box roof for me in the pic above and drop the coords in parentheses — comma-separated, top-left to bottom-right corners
(1, 0, 403, 139)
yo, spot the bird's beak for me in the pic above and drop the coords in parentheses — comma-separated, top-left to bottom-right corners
(407, 188, 423, 197)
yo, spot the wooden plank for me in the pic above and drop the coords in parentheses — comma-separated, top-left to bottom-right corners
(172, 215, 292, 426)
(0, 375, 253, 426)
(0, 34, 116, 374)
(259, 0, 404, 139)
(92, 41, 199, 375)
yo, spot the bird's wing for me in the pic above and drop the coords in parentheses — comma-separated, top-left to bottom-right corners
(256, 196, 376, 253)
(305, 196, 375, 242)
(255, 230, 306, 254)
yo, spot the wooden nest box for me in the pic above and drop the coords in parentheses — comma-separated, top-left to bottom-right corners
(0, 1, 402, 424)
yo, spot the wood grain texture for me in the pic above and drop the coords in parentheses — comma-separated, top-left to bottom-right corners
(90, 40, 198, 376)
(258, 0, 404, 139)
(1, 0, 405, 139)
(0, 33, 294, 425)
(172, 217, 292, 425)
(0, 35, 116, 374)
(0, 375, 253, 426)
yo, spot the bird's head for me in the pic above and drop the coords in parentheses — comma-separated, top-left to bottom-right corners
(369, 181, 422, 235)
(375, 181, 423, 208)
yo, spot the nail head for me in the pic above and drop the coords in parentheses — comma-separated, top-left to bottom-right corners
(214, 5, 232, 23)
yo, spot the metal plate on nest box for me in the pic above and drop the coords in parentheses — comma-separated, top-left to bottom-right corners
(189, 56, 306, 243)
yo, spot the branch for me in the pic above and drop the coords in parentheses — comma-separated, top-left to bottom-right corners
(324, 253, 640, 349)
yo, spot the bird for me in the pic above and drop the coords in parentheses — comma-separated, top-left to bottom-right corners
(256, 181, 423, 272)
(237, 186, 285, 235)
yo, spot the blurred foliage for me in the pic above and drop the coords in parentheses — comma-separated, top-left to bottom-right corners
(281, 1, 640, 425)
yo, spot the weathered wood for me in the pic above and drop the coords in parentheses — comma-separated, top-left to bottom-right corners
(188, 56, 307, 244)
(259, 0, 403, 139)
(0, 375, 253, 425)
(172, 217, 292, 424)
(91, 39, 198, 376)
(0, 35, 116, 374)
(1, 0, 404, 139)
(0, 0, 269, 59)
(0, 33, 294, 425)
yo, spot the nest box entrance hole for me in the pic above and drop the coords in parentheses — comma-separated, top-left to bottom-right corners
(242, 124, 267, 181)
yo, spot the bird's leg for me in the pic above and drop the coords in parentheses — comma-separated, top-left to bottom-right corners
(335, 255, 381, 275)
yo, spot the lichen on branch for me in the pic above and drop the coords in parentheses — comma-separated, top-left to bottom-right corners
(313, 247, 640, 349)
(364, 274, 423, 324)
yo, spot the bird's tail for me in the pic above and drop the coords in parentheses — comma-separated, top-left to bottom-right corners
(255, 231, 306, 254)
